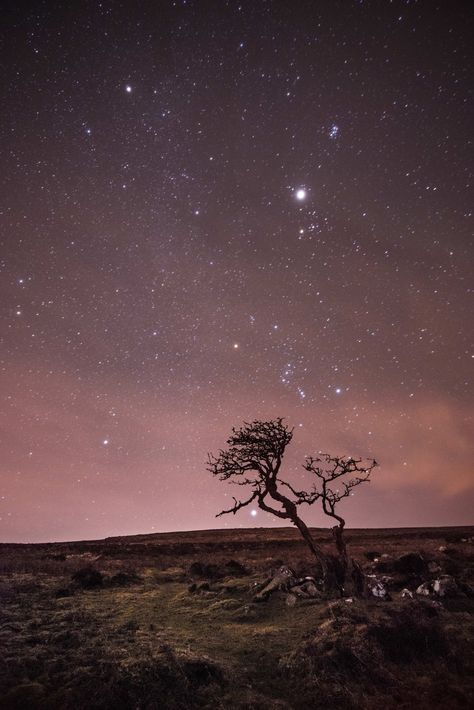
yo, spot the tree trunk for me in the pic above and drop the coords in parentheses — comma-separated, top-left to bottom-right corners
(266, 482, 329, 579)
(291, 514, 328, 579)
(331, 523, 366, 597)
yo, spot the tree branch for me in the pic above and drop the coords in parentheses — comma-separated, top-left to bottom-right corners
(215, 489, 259, 517)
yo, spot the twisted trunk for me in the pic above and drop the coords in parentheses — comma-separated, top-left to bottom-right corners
(265, 482, 329, 580)
(332, 521, 365, 597)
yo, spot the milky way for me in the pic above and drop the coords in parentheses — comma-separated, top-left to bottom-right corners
(1, 1, 472, 542)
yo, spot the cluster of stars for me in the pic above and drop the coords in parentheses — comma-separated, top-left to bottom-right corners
(0, 0, 472, 541)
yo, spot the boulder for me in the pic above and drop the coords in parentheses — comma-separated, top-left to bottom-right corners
(366, 576, 389, 599)
(416, 582, 432, 596)
(416, 575, 460, 599)
(253, 566, 295, 602)
(290, 578, 321, 599)
(432, 575, 458, 598)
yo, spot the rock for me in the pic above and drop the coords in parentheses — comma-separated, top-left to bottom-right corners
(286, 593, 297, 607)
(433, 575, 458, 598)
(345, 597, 354, 603)
(416, 582, 432, 596)
(364, 550, 381, 561)
(253, 566, 295, 602)
(438, 545, 447, 552)
(290, 579, 321, 599)
(415, 575, 460, 599)
(400, 588, 414, 599)
(368, 580, 389, 599)
(428, 561, 442, 574)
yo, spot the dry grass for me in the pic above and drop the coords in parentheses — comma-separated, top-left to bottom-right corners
(0, 526, 473, 709)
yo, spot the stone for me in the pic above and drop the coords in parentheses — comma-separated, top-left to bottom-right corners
(369, 580, 388, 599)
(433, 575, 458, 598)
(416, 582, 432, 596)
(291, 579, 320, 599)
(253, 566, 295, 602)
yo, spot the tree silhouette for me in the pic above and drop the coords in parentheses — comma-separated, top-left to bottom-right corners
(207, 418, 377, 593)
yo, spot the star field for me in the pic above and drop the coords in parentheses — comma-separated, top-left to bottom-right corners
(1, 0, 473, 542)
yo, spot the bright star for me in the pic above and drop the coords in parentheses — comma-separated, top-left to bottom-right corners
(102, 439, 109, 445)
(250, 509, 257, 517)
(125, 85, 132, 93)
(295, 188, 307, 200)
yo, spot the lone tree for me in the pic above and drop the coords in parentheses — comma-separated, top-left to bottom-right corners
(207, 418, 377, 594)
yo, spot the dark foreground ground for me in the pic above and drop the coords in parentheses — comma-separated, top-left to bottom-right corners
(1, 526, 473, 709)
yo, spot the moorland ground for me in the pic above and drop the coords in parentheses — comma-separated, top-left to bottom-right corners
(1, 526, 473, 709)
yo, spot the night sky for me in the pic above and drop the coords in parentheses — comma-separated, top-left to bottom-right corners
(1, 1, 473, 543)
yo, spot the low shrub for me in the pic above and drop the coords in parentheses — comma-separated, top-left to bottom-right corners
(72, 567, 103, 590)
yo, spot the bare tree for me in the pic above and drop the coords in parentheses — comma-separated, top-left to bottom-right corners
(300, 453, 377, 583)
(207, 418, 377, 593)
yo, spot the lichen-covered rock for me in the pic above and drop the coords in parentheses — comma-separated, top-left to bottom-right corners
(416, 582, 432, 596)
(253, 566, 295, 602)
(367, 576, 389, 599)
(433, 575, 459, 598)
